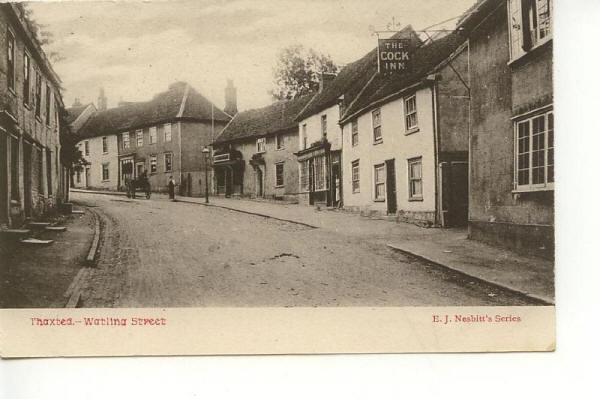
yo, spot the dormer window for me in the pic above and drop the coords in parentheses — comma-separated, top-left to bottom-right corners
(508, 0, 552, 61)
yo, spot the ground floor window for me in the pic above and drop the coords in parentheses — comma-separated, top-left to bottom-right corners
(408, 157, 423, 200)
(352, 160, 360, 193)
(150, 155, 157, 174)
(374, 163, 385, 200)
(102, 163, 110, 181)
(164, 153, 172, 172)
(10, 137, 19, 200)
(275, 162, 284, 187)
(300, 160, 309, 192)
(314, 155, 326, 191)
(76, 170, 81, 183)
(515, 109, 554, 190)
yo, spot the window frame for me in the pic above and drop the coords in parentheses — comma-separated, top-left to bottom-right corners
(136, 129, 144, 147)
(351, 120, 359, 147)
(372, 108, 382, 144)
(513, 109, 554, 192)
(23, 51, 31, 105)
(256, 137, 266, 153)
(373, 163, 386, 201)
(84, 140, 90, 156)
(122, 132, 130, 149)
(276, 133, 284, 150)
(351, 160, 360, 193)
(404, 94, 419, 133)
(164, 152, 173, 172)
(45, 83, 52, 126)
(321, 114, 327, 138)
(149, 126, 157, 144)
(275, 162, 284, 187)
(6, 29, 16, 93)
(408, 157, 423, 201)
(102, 163, 110, 181)
(508, 0, 553, 62)
(149, 154, 158, 174)
(35, 71, 42, 119)
(302, 124, 308, 149)
(102, 136, 108, 154)
(163, 123, 172, 142)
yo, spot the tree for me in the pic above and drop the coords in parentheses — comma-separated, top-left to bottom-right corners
(19, 3, 64, 63)
(271, 45, 338, 101)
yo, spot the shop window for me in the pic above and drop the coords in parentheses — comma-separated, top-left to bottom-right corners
(300, 160, 309, 192)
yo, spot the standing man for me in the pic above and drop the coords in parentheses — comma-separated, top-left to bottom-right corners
(168, 176, 176, 201)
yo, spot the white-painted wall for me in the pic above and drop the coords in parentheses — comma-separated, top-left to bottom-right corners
(342, 86, 436, 215)
(298, 104, 342, 151)
(74, 134, 119, 190)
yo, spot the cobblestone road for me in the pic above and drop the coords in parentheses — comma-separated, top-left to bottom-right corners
(72, 192, 535, 307)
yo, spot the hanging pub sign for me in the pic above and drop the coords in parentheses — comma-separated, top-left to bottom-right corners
(378, 38, 412, 75)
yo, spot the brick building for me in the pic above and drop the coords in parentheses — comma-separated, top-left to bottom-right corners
(1, 3, 66, 228)
(212, 95, 313, 201)
(339, 31, 470, 227)
(458, 0, 553, 256)
(73, 82, 232, 196)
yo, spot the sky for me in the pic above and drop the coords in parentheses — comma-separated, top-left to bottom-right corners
(28, 0, 477, 112)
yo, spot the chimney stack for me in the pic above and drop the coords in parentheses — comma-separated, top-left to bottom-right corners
(318, 72, 337, 93)
(224, 79, 238, 116)
(97, 88, 107, 111)
(72, 98, 82, 107)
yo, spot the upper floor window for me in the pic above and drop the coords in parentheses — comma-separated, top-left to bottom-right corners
(149, 126, 157, 144)
(257, 137, 266, 153)
(351, 120, 359, 146)
(84, 141, 89, 156)
(122, 132, 130, 149)
(164, 123, 172, 142)
(23, 53, 31, 104)
(321, 114, 327, 138)
(302, 124, 308, 149)
(404, 95, 418, 132)
(35, 72, 42, 118)
(515, 109, 553, 191)
(136, 130, 143, 147)
(45, 84, 52, 126)
(7, 30, 15, 92)
(102, 136, 108, 153)
(276, 134, 284, 150)
(508, 0, 552, 60)
(372, 108, 382, 143)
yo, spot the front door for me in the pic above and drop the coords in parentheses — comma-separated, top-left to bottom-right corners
(23, 142, 32, 217)
(85, 166, 91, 188)
(331, 163, 340, 206)
(256, 168, 263, 197)
(385, 159, 397, 215)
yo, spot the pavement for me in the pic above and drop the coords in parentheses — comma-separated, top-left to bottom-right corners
(0, 208, 96, 308)
(70, 188, 554, 304)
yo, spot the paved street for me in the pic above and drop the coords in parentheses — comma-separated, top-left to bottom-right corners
(72, 191, 535, 307)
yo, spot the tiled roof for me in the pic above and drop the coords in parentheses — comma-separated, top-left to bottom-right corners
(340, 32, 465, 123)
(295, 25, 420, 122)
(76, 82, 230, 139)
(214, 94, 315, 144)
(65, 104, 91, 125)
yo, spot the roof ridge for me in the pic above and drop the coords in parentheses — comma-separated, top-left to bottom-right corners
(176, 83, 190, 118)
(340, 72, 378, 122)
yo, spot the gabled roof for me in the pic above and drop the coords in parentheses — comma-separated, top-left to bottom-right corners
(214, 94, 315, 144)
(295, 25, 420, 122)
(76, 82, 230, 139)
(340, 32, 466, 124)
(456, 0, 499, 33)
(66, 103, 93, 125)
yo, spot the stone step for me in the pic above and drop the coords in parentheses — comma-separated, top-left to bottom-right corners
(27, 222, 52, 229)
(72, 210, 85, 215)
(20, 238, 54, 245)
(0, 229, 32, 240)
(45, 226, 67, 232)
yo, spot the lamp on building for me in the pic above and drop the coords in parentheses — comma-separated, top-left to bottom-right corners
(202, 146, 210, 203)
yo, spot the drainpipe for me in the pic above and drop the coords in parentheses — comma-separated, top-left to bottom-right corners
(429, 75, 441, 227)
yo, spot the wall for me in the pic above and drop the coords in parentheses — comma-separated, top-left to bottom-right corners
(342, 87, 436, 222)
(467, 4, 553, 256)
(226, 129, 300, 200)
(75, 135, 119, 190)
(298, 104, 342, 151)
(1, 7, 63, 226)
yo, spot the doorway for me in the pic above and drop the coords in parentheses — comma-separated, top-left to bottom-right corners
(85, 166, 91, 188)
(23, 142, 32, 217)
(385, 159, 397, 215)
(439, 161, 468, 227)
(255, 168, 263, 197)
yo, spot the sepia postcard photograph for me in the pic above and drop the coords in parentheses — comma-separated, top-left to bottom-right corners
(0, 0, 556, 357)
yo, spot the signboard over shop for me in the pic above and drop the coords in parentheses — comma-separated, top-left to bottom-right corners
(378, 38, 412, 75)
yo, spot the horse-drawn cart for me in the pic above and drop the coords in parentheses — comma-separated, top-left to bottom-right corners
(125, 175, 151, 199)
